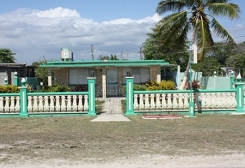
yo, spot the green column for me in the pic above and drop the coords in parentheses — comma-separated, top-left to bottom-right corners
(125, 77, 134, 116)
(230, 71, 234, 89)
(14, 72, 19, 86)
(87, 77, 96, 116)
(234, 74, 244, 113)
(4, 77, 8, 86)
(20, 78, 28, 117)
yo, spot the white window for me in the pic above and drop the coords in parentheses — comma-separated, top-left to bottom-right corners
(69, 68, 96, 85)
(122, 67, 149, 84)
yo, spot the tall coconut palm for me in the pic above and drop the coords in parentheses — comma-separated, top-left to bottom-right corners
(156, 0, 240, 90)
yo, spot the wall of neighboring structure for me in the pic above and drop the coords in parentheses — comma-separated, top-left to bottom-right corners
(150, 66, 160, 82)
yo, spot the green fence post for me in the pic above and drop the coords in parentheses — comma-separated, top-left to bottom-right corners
(189, 63, 195, 117)
(230, 71, 234, 89)
(14, 72, 19, 86)
(234, 74, 245, 113)
(19, 78, 28, 117)
(4, 77, 8, 86)
(125, 77, 134, 116)
(87, 77, 96, 116)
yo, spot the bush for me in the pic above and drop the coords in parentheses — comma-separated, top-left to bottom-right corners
(186, 80, 201, 90)
(134, 84, 146, 91)
(0, 85, 20, 93)
(159, 80, 176, 90)
(145, 80, 176, 90)
(42, 85, 70, 92)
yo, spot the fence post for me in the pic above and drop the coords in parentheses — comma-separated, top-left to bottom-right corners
(230, 71, 234, 89)
(4, 77, 8, 86)
(19, 78, 28, 117)
(234, 74, 245, 113)
(14, 72, 19, 86)
(87, 77, 96, 116)
(125, 77, 134, 116)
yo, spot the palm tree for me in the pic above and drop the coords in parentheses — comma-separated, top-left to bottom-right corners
(156, 0, 240, 89)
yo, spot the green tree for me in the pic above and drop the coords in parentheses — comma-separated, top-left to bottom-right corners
(32, 60, 48, 86)
(156, 0, 240, 89)
(0, 48, 16, 63)
(143, 20, 190, 71)
(226, 53, 245, 76)
(193, 57, 221, 76)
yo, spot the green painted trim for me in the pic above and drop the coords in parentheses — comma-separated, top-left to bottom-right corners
(19, 86, 28, 117)
(28, 92, 89, 96)
(40, 60, 171, 68)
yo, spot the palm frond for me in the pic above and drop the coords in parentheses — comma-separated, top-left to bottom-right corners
(211, 18, 236, 43)
(207, 3, 240, 19)
(157, 0, 186, 14)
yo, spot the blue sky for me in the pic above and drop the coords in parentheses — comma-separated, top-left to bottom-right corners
(0, 0, 244, 65)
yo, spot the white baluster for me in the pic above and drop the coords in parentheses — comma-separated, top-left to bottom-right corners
(178, 94, 184, 109)
(4, 97, 10, 112)
(134, 94, 139, 109)
(150, 94, 155, 109)
(49, 96, 55, 111)
(72, 95, 78, 111)
(183, 94, 189, 109)
(172, 93, 178, 109)
(0, 97, 3, 111)
(78, 95, 84, 111)
(161, 94, 167, 109)
(139, 94, 144, 109)
(205, 93, 212, 109)
(60, 96, 66, 111)
(38, 96, 44, 112)
(66, 95, 72, 111)
(33, 96, 38, 111)
(216, 93, 222, 109)
(83, 95, 88, 110)
(166, 94, 172, 109)
(144, 94, 150, 109)
(156, 94, 161, 109)
(43, 96, 49, 111)
(15, 97, 20, 112)
(10, 97, 15, 112)
(28, 96, 33, 112)
(55, 96, 61, 112)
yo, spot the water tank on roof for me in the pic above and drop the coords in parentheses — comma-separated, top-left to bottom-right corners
(61, 48, 73, 61)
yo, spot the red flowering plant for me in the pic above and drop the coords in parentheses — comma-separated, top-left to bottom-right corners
(186, 80, 201, 90)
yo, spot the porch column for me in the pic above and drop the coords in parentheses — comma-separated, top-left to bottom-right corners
(48, 68, 52, 86)
(125, 77, 134, 116)
(102, 69, 106, 99)
(87, 77, 96, 116)
(156, 66, 161, 83)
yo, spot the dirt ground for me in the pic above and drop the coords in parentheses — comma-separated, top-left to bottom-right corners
(1, 115, 245, 167)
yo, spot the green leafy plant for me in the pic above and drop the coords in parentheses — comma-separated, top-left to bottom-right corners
(0, 85, 20, 93)
(42, 85, 70, 92)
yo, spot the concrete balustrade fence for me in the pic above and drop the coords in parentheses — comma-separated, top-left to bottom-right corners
(0, 77, 96, 117)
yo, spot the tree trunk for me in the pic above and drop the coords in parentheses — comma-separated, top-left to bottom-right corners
(179, 57, 191, 90)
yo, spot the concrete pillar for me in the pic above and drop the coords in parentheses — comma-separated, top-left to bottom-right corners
(102, 69, 106, 99)
(20, 78, 28, 117)
(87, 77, 96, 116)
(125, 77, 134, 116)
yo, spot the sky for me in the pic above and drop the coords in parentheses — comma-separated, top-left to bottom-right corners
(0, 0, 245, 65)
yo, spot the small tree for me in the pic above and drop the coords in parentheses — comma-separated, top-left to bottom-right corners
(0, 48, 16, 63)
(32, 60, 48, 86)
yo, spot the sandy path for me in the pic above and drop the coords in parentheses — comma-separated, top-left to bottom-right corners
(1, 154, 245, 168)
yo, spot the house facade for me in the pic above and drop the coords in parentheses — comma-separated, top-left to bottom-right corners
(41, 59, 172, 98)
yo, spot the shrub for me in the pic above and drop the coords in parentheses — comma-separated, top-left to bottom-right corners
(0, 85, 20, 93)
(134, 84, 146, 91)
(186, 80, 201, 90)
(145, 80, 176, 90)
(159, 80, 176, 90)
(43, 85, 70, 92)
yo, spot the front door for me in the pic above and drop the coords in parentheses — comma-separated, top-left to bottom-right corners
(106, 68, 118, 97)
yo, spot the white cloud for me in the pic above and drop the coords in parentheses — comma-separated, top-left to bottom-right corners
(0, 7, 160, 64)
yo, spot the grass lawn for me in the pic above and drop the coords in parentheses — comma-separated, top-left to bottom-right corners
(0, 114, 245, 164)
